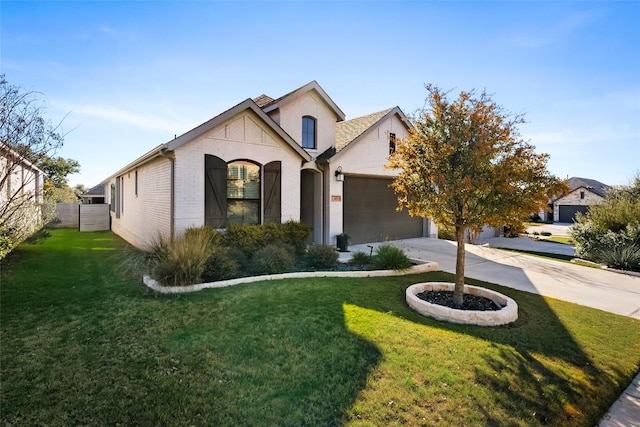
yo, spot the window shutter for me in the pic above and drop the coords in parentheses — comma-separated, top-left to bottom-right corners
(263, 161, 281, 223)
(204, 155, 227, 228)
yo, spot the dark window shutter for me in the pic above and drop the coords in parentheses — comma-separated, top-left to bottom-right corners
(204, 155, 227, 228)
(263, 161, 281, 223)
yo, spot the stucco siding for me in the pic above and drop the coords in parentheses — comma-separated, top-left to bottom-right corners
(553, 188, 604, 222)
(277, 91, 338, 155)
(110, 157, 172, 248)
(172, 110, 302, 235)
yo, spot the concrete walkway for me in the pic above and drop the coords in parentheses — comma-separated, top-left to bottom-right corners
(342, 237, 640, 426)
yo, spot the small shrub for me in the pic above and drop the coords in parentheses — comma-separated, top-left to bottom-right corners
(596, 244, 640, 271)
(227, 246, 249, 269)
(349, 250, 372, 266)
(540, 231, 552, 236)
(223, 223, 262, 258)
(148, 231, 214, 286)
(281, 221, 312, 255)
(371, 245, 412, 270)
(250, 244, 294, 275)
(533, 231, 540, 236)
(306, 244, 339, 269)
(202, 247, 241, 282)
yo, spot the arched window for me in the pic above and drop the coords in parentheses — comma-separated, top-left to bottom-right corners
(227, 160, 260, 224)
(302, 116, 316, 149)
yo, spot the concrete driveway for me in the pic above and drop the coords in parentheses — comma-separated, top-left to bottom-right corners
(347, 237, 640, 319)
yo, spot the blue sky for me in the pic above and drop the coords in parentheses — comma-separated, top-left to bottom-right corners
(2, 1, 639, 187)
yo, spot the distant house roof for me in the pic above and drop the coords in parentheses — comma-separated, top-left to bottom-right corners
(566, 177, 611, 198)
(258, 80, 346, 121)
(81, 184, 105, 197)
(318, 107, 410, 162)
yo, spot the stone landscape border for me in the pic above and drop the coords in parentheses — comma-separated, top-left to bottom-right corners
(406, 282, 518, 326)
(143, 259, 439, 294)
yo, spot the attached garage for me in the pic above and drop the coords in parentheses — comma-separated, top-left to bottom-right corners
(558, 205, 589, 223)
(343, 176, 424, 244)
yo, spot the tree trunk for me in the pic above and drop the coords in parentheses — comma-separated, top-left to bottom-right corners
(454, 224, 466, 308)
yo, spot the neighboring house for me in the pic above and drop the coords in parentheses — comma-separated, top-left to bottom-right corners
(0, 142, 46, 237)
(102, 81, 437, 249)
(80, 184, 105, 204)
(551, 177, 611, 223)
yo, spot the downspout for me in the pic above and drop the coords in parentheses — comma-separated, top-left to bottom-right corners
(159, 149, 175, 239)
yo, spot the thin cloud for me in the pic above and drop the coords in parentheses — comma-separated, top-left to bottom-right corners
(511, 11, 598, 48)
(75, 104, 191, 134)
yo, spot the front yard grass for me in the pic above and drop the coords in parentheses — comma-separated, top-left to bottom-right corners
(2, 229, 639, 426)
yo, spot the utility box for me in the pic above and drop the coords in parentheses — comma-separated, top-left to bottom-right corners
(336, 233, 349, 252)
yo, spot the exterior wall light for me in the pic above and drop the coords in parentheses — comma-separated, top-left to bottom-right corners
(335, 166, 344, 182)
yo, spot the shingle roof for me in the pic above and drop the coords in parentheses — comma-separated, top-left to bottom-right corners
(567, 177, 611, 198)
(82, 184, 105, 196)
(253, 94, 274, 108)
(335, 108, 394, 152)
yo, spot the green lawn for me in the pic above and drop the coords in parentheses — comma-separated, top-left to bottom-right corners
(2, 229, 639, 426)
(543, 236, 574, 245)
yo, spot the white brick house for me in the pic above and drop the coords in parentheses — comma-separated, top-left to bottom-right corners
(103, 81, 437, 248)
(0, 142, 46, 242)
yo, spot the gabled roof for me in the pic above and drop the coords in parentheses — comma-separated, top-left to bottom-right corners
(566, 177, 610, 198)
(104, 99, 311, 181)
(81, 184, 105, 197)
(259, 81, 346, 121)
(318, 107, 410, 161)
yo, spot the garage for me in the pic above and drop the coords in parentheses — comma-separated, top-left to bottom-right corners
(343, 176, 424, 244)
(558, 205, 589, 223)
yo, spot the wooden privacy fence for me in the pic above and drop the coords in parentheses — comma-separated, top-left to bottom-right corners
(55, 203, 110, 231)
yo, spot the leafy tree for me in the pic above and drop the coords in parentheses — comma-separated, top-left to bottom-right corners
(40, 156, 80, 187)
(0, 75, 68, 257)
(388, 85, 566, 307)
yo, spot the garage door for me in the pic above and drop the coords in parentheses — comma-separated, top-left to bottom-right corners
(343, 177, 423, 244)
(558, 205, 589, 223)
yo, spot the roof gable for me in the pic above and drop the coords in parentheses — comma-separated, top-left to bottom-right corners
(104, 99, 311, 181)
(165, 98, 309, 162)
(259, 81, 346, 121)
(566, 177, 610, 198)
(319, 107, 410, 161)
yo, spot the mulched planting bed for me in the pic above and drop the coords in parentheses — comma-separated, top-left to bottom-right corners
(416, 290, 501, 311)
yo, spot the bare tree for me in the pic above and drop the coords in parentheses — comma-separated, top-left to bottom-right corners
(0, 75, 66, 257)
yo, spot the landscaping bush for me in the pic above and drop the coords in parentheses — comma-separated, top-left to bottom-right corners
(223, 223, 263, 258)
(371, 245, 412, 270)
(305, 244, 338, 269)
(597, 243, 640, 271)
(201, 247, 240, 282)
(540, 231, 552, 236)
(281, 220, 312, 255)
(250, 244, 295, 275)
(227, 246, 249, 269)
(147, 230, 215, 286)
(223, 222, 311, 258)
(349, 250, 372, 267)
